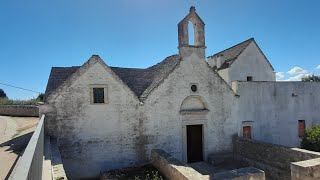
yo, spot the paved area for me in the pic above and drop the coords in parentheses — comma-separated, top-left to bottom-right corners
(189, 161, 248, 176)
(0, 116, 39, 180)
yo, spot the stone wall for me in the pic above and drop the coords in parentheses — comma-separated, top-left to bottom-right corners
(233, 137, 320, 180)
(291, 158, 320, 180)
(151, 149, 205, 180)
(151, 149, 266, 180)
(0, 105, 39, 117)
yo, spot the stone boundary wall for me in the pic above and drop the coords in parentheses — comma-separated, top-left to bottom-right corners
(234, 137, 320, 180)
(151, 149, 265, 180)
(151, 149, 205, 180)
(0, 105, 39, 117)
(291, 158, 320, 180)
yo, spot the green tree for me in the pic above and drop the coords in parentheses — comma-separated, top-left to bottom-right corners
(302, 74, 320, 82)
(36, 93, 44, 101)
(0, 88, 7, 98)
(301, 125, 320, 152)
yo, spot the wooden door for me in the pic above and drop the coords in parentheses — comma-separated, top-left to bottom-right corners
(187, 125, 203, 163)
(243, 126, 252, 139)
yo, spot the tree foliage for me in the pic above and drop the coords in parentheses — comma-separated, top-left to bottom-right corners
(36, 93, 44, 101)
(302, 75, 320, 82)
(0, 89, 7, 98)
(301, 125, 320, 152)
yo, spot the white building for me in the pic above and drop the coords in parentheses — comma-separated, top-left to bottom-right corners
(207, 38, 276, 84)
(40, 7, 320, 179)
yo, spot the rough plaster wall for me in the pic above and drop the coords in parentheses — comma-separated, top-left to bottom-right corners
(42, 63, 141, 179)
(40, 50, 239, 179)
(217, 68, 229, 84)
(236, 82, 320, 147)
(143, 52, 239, 162)
(229, 42, 275, 82)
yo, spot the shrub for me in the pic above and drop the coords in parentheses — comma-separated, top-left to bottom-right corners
(0, 98, 40, 105)
(300, 125, 320, 152)
(0, 89, 7, 98)
(302, 74, 320, 82)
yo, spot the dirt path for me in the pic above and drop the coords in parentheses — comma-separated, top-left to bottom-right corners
(0, 116, 39, 180)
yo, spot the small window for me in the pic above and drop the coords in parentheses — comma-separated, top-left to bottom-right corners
(247, 76, 253, 81)
(93, 88, 105, 103)
(191, 85, 197, 92)
(298, 120, 305, 138)
(190, 83, 198, 93)
(243, 126, 252, 139)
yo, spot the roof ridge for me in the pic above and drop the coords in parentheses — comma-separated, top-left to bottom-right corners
(110, 66, 146, 70)
(207, 38, 254, 59)
(147, 54, 179, 70)
(45, 54, 181, 101)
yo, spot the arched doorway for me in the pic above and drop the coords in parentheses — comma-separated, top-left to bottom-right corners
(180, 95, 209, 163)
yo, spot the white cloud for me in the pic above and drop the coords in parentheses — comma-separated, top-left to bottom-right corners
(285, 74, 309, 81)
(287, 67, 308, 75)
(316, 65, 320, 70)
(276, 72, 284, 80)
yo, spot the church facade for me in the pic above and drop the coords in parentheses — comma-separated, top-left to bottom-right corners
(40, 7, 320, 179)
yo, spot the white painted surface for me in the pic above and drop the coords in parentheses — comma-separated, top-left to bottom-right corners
(229, 42, 275, 82)
(40, 50, 239, 179)
(215, 41, 276, 84)
(236, 81, 320, 147)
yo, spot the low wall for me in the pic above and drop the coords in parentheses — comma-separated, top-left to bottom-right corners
(151, 149, 265, 180)
(234, 137, 320, 180)
(291, 158, 320, 180)
(0, 105, 39, 117)
(151, 149, 205, 180)
(9, 115, 45, 180)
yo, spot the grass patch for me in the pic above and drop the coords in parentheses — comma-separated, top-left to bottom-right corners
(11, 124, 37, 139)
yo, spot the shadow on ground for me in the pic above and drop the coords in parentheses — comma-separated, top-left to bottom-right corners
(1, 132, 33, 180)
(0, 132, 33, 154)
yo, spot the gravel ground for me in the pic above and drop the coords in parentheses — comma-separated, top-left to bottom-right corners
(0, 116, 39, 180)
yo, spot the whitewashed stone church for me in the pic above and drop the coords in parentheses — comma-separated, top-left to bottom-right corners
(40, 7, 320, 179)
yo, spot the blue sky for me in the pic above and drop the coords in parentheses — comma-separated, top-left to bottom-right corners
(0, 0, 320, 99)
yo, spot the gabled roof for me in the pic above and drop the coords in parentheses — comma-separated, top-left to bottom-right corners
(207, 38, 274, 71)
(208, 38, 253, 70)
(45, 55, 181, 101)
(45, 66, 79, 97)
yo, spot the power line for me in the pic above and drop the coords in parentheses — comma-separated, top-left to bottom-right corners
(0, 82, 42, 94)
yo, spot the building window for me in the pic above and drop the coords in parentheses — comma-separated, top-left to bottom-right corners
(90, 85, 108, 104)
(247, 76, 253, 81)
(191, 85, 197, 92)
(93, 88, 104, 103)
(243, 126, 252, 139)
(190, 83, 198, 93)
(298, 120, 305, 138)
